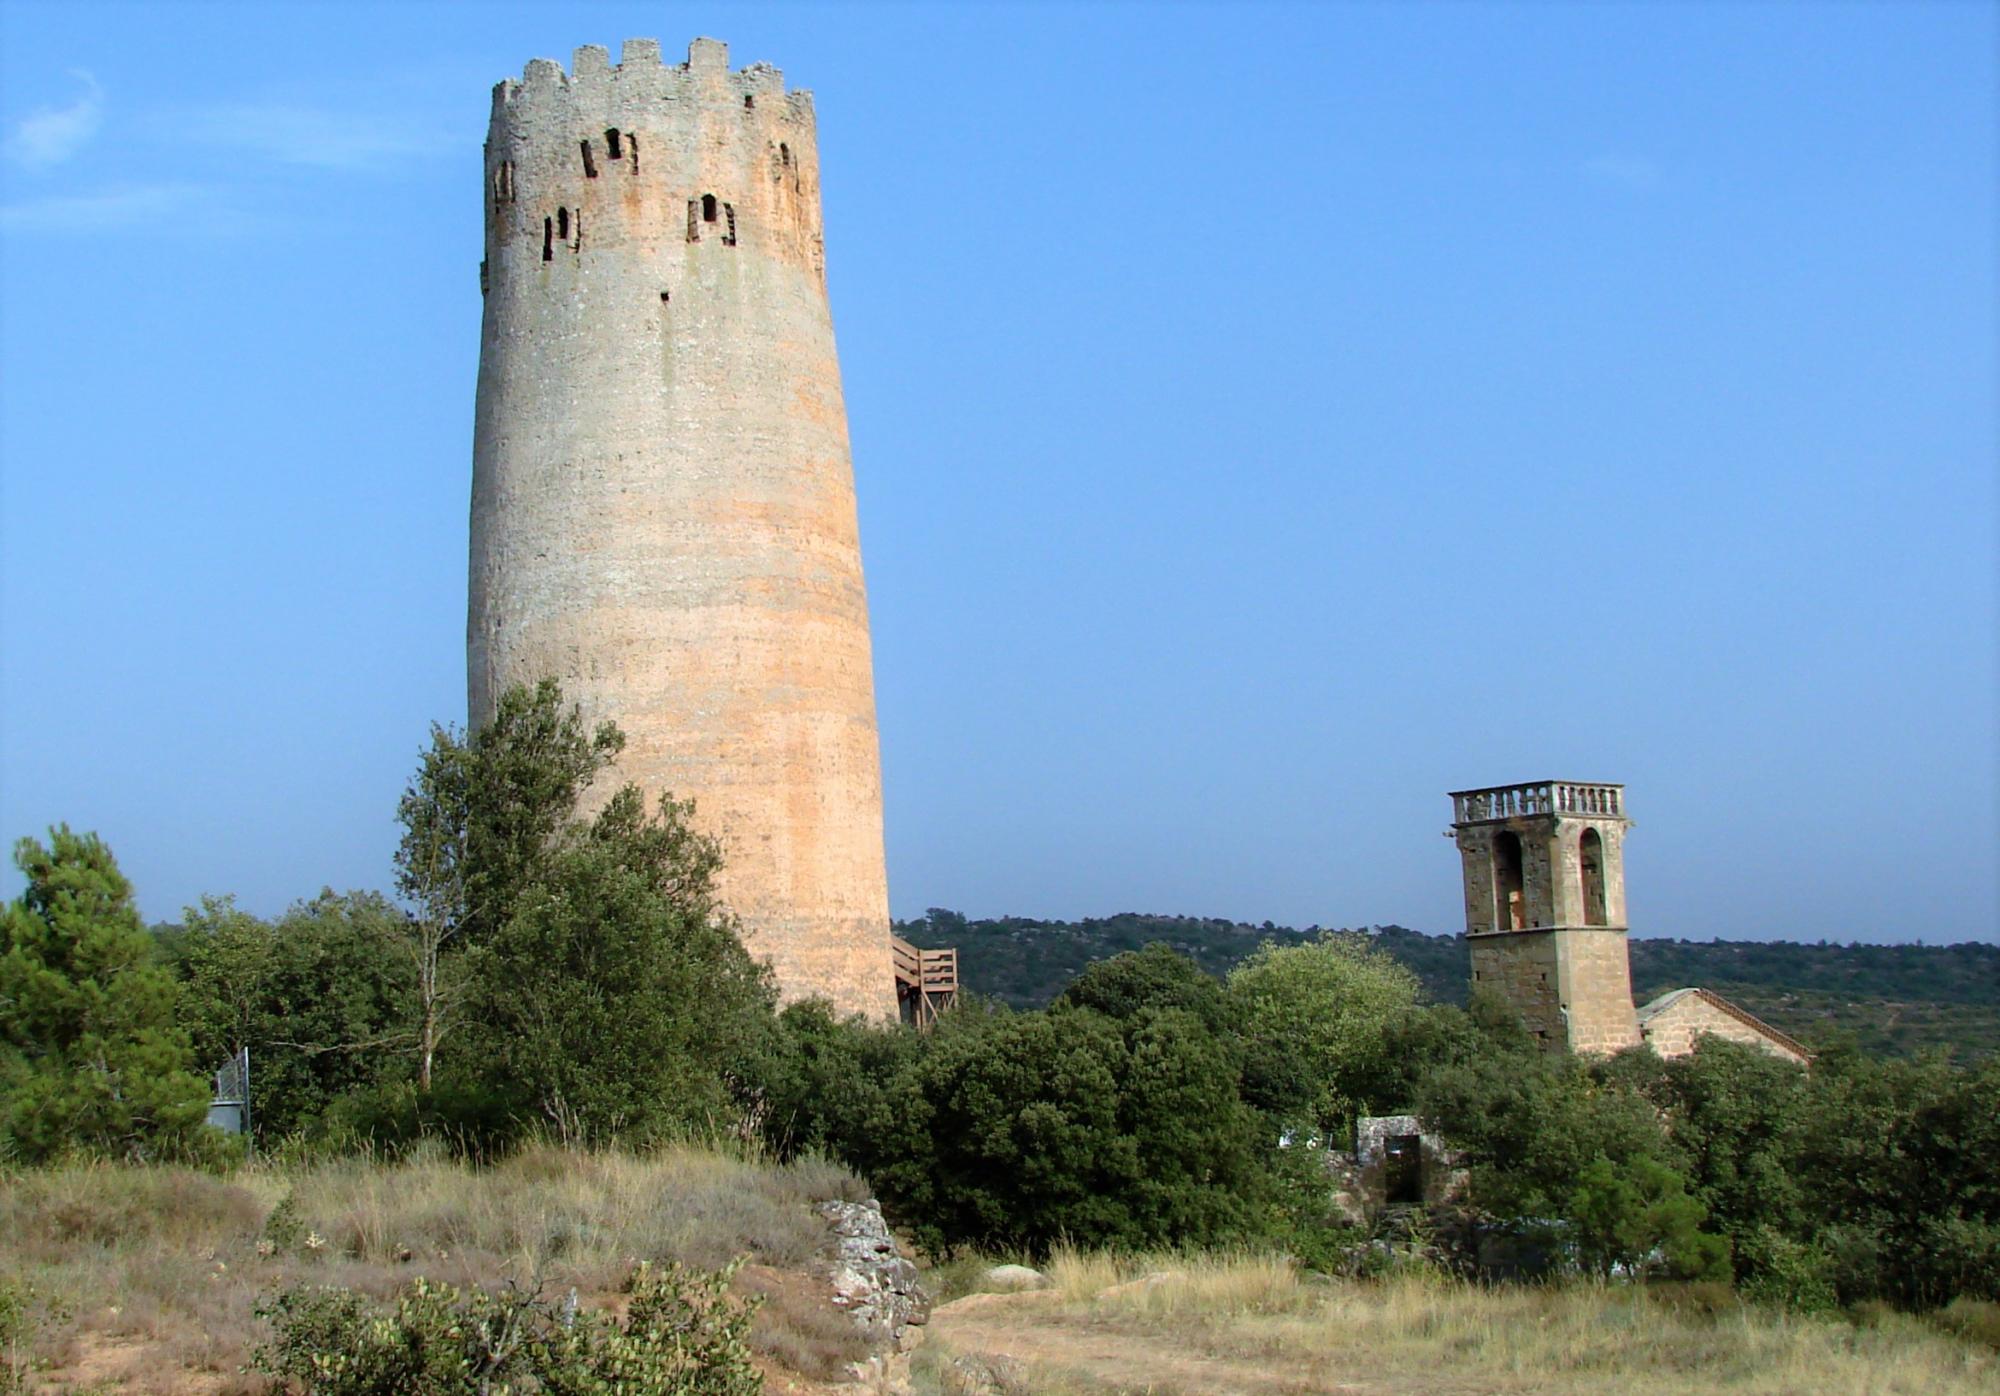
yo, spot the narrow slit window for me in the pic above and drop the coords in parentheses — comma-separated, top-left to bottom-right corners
(687, 199, 700, 241)
(580, 141, 597, 177)
(542, 217, 552, 261)
(723, 202, 737, 246)
(605, 128, 622, 159)
(557, 207, 570, 240)
(701, 193, 718, 223)
(627, 132, 639, 173)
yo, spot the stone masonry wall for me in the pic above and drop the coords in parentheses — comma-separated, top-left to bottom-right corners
(1641, 993, 1810, 1065)
(1556, 929, 1642, 1054)
(468, 37, 896, 1019)
(1468, 931, 1564, 1042)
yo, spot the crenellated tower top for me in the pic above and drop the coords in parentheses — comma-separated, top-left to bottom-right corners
(480, 35, 826, 288)
(491, 37, 814, 126)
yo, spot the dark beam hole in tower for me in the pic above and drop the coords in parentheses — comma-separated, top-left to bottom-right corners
(558, 207, 570, 240)
(606, 128, 622, 159)
(580, 140, 597, 177)
(744, 94, 754, 110)
(542, 216, 552, 261)
(702, 193, 718, 223)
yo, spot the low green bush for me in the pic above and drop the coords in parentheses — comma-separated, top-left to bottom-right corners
(254, 1262, 761, 1395)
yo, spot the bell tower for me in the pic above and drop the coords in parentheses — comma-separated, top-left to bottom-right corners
(1448, 781, 1641, 1054)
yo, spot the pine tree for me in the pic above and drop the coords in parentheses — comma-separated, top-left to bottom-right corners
(0, 826, 210, 1161)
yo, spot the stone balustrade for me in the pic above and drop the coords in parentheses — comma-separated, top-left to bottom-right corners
(1451, 781, 1624, 825)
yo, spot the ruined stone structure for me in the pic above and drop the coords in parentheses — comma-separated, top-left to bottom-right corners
(469, 37, 895, 1018)
(1449, 781, 1643, 1053)
(1448, 781, 1806, 1062)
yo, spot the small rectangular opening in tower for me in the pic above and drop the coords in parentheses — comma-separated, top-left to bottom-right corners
(605, 128, 622, 159)
(580, 141, 597, 178)
(702, 193, 718, 223)
(542, 216, 552, 261)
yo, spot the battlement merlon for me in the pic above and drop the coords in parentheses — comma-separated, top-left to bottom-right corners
(1450, 781, 1627, 827)
(489, 37, 812, 123)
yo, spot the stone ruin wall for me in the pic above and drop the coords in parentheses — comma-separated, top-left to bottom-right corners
(468, 37, 895, 1019)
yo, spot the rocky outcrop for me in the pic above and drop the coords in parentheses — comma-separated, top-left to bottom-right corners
(819, 1199, 930, 1391)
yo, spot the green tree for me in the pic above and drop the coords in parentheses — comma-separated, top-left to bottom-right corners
(1226, 934, 1421, 1134)
(171, 891, 417, 1142)
(452, 784, 777, 1143)
(1056, 943, 1228, 1033)
(1790, 1048, 2000, 1306)
(760, 998, 922, 1164)
(1417, 1039, 1667, 1219)
(859, 1000, 1267, 1257)
(393, 678, 624, 1088)
(1606, 1036, 1811, 1285)
(1567, 1155, 1730, 1281)
(0, 827, 211, 1162)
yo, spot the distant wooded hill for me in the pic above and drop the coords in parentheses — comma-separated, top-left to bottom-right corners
(895, 911, 2000, 1060)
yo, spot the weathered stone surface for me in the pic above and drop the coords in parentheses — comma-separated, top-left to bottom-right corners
(469, 37, 895, 1019)
(820, 1199, 931, 1345)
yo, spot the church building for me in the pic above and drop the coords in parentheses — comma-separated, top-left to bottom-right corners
(1447, 781, 1809, 1065)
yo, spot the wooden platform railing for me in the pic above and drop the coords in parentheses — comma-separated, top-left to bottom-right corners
(892, 935, 959, 1030)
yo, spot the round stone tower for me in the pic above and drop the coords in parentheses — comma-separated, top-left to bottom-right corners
(469, 36, 895, 1019)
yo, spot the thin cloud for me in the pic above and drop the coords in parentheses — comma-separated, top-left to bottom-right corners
(180, 104, 456, 171)
(1582, 155, 1664, 193)
(0, 182, 205, 235)
(5, 70, 104, 170)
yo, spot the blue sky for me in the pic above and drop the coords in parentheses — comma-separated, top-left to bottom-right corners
(1, 2, 1993, 944)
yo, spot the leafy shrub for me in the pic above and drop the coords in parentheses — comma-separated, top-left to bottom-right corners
(254, 1261, 761, 1395)
(1735, 1225, 1838, 1313)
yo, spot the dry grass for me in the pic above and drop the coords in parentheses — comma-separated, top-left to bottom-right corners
(0, 1143, 867, 1392)
(928, 1250, 2000, 1396)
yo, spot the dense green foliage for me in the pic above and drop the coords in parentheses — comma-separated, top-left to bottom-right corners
(254, 1263, 760, 1396)
(1, 828, 213, 1163)
(163, 891, 415, 1141)
(449, 785, 777, 1143)
(898, 911, 2000, 1058)
(146, 680, 776, 1154)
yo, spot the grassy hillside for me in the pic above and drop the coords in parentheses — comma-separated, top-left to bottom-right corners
(897, 911, 2000, 1058)
(0, 1145, 878, 1390)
